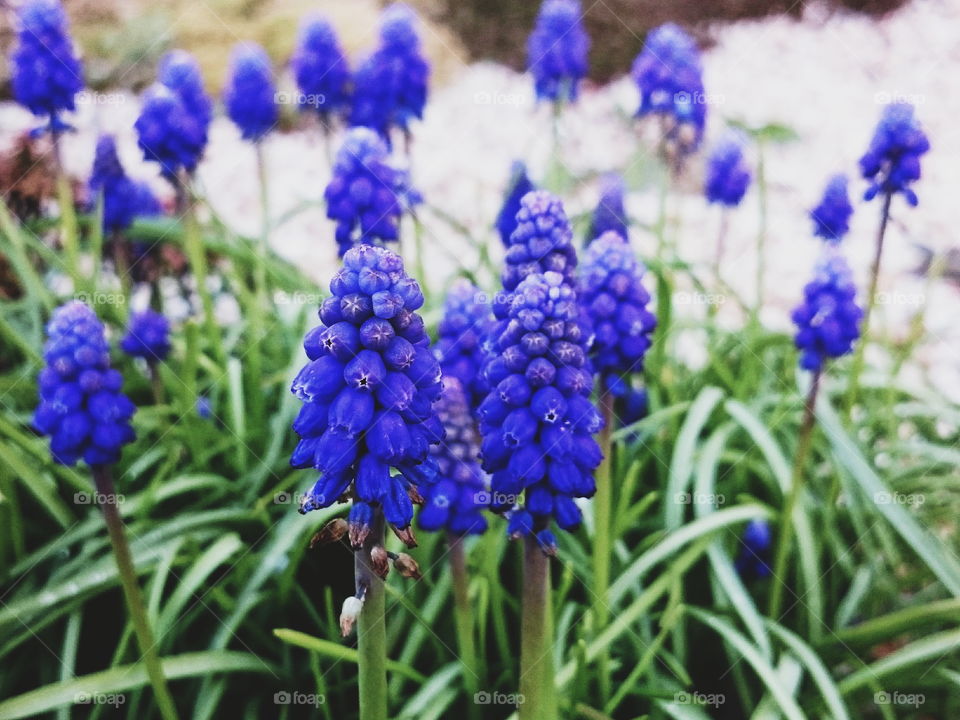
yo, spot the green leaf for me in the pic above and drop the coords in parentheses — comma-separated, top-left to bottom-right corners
(837, 628, 960, 695)
(273, 628, 426, 683)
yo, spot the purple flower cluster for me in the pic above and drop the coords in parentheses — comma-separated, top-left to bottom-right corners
(10, 0, 83, 127)
(859, 102, 930, 206)
(736, 519, 772, 580)
(810, 174, 854, 243)
(792, 249, 862, 372)
(434, 279, 494, 408)
(495, 162, 537, 247)
(704, 134, 751, 207)
(33, 302, 136, 466)
(88, 135, 139, 234)
(479, 272, 602, 552)
(526, 0, 590, 103)
(292, 15, 351, 120)
(324, 127, 419, 257)
(418, 378, 488, 536)
(351, 3, 430, 141)
(223, 44, 278, 142)
(589, 174, 628, 242)
(290, 245, 442, 544)
(120, 310, 171, 362)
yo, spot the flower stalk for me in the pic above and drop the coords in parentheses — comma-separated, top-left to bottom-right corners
(520, 535, 557, 720)
(592, 388, 614, 701)
(91, 465, 179, 720)
(449, 533, 481, 720)
(355, 509, 388, 720)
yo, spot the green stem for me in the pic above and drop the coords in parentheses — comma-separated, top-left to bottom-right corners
(246, 143, 269, 424)
(520, 536, 556, 720)
(768, 370, 822, 621)
(90, 465, 180, 720)
(356, 510, 388, 720)
(449, 534, 481, 719)
(52, 133, 83, 294)
(754, 139, 768, 319)
(847, 190, 893, 413)
(148, 361, 165, 406)
(592, 389, 614, 702)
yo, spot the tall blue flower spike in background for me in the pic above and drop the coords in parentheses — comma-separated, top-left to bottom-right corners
(631, 23, 706, 154)
(292, 14, 351, 121)
(351, 3, 430, 142)
(134, 84, 204, 180)
(704, 133, 751, 207)
(434, 279, 494, 408)
(495, 161, 536, 247)
(479, 271, 602, 554)
(33, 301, 136, 466)
(580, 231, 656, 392)
(792, 248, 863, 372)
(325, 127, 419, 257)
(121, 310, 172, 362)
(810, 174, 854, 243)
(157, 50, 212, 161)
(290, 244, 442, 546)
(89, 135, 139, 234)
(589, 174, 628, 242)
(859, 102, 930, 206)
(10, 0, 83, 131)
(418, 378, 488, 536)
(526, 0, 590, 104)
(224, 44, 278, 142)
(736, 519, 773, 580)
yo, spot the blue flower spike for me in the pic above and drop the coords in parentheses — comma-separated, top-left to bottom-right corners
(434, 279, 494, 408)
(736, 519, 773, 580)
(589, 174, 628, 242)
(704, 133, 751, 207)
(120, 310, 172, 363)
(792, 247, 862, 373)
(631, 23, 706, 157)
(810, 174, 854, 244)
(10, 0, 83, 132)
(324, 127, 420, 257)
(224, 43, 278, 143)
(859, 102, 929, 207)
(527, 0, 590, 104)
(350, 3, 430, 144)
(33, 301, 136, 467)
(292, 14, 351, 122)
(418, 378, 488, 536)
(134, 83, 205, 180)
(495, 161, 537, 247)
(88, 135, 140, 234)
(290, 244, 441, 549)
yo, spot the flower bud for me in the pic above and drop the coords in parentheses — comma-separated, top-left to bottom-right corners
(340, 595, 364, 637)
(393, 553, 422, 580)
(310, 518, 348, 549)
(370, 545, 390, 579)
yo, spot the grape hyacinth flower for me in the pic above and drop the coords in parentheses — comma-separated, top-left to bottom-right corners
(224, 44, 278, 142)
(809, 174, 853, 244)
(704, 133, 751, 207)
(859, 102, 930, 207)
(292, 14, 351, 122)
(418, 378, 488, 536)
(479, 271, 602, 550)
(589, 174, 628, 242)
(89, 135, 139, 234)
(736, 519, 772, 580)
(351, 3, 430, 143)
(631, 23, 706, 156)
(10, 0, 83, 132)
(526, 0, 590, 104)
(290, 244, 441, 544)
(580, 232, 656, 390)
(134, 84, 205, 180)
(495, 161, 536, 247)
(157, 50, 212, 158)
(792, 248, 862, 373)
(325, 127, 419, 257)
(33, 301, 135, 467)
(435, 279, 494, 408)
(120, 310, 172, 362)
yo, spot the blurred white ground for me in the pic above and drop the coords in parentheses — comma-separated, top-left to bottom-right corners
(2, 0, 958, 399)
